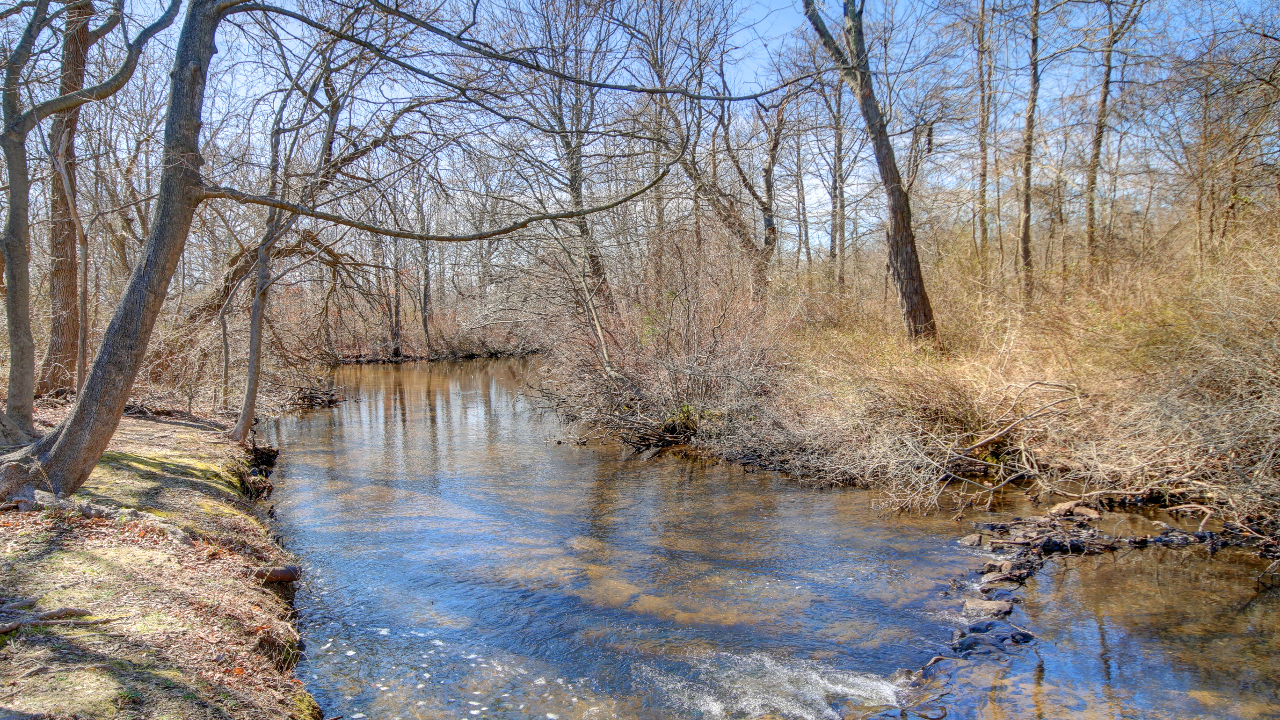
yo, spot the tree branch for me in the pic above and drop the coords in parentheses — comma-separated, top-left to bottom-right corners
(201, 160, 673, 243)
(11, 0, 180, 134)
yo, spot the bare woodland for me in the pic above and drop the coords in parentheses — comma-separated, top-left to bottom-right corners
(0, 0, 1276, 539)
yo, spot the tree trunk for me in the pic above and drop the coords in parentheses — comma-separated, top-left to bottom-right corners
(795, 136, 812, 273)
(803, 0, 937, 339)
(1, 132, 37, 438)
(391, 236, 402, 358)
(0, 0, 221, 500)
(230, 236, 271, 443)
(1083, 0, 1144, 274)
(756, 200, 778, 301)
(976, 0, 990, 290)
(38, 1, 95, 396)
(830, 86, 844, 269)
(1084, 39, 1114, 273)
(420, 239, 434, 354)
(1017, 0, 1039, 302)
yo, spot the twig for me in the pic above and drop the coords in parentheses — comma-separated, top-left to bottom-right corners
(1167, 503, 1215, 532)
(954, 396, 1079, 457)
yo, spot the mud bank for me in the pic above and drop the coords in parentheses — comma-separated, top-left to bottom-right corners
(0, 415, 317, 720)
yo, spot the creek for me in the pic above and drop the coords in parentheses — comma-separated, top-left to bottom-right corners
(267, 359, 1280, 720)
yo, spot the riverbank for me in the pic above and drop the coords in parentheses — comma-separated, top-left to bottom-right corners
(537, 263, 1280, 553)
(0, 414, 318, 719)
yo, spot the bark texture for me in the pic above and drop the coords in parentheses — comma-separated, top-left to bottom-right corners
(1017, 0, 1040, 301)
(803, 0, 937, 339)
(38, 1, 96, 395)
(0, 0, 217, 500)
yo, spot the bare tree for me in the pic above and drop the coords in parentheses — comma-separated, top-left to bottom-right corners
(803, 0, 937, 339)
(1084, 0, 1145, 274)
(1016, 0, 1040, 301)
(0, 0, 178, 440)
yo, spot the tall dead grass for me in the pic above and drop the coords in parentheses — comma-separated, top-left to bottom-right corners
(546, 224, 1279, 546)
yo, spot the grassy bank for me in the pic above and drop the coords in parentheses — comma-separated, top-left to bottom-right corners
(541, 247, 1280, 553)
(0, 414, 319, 720)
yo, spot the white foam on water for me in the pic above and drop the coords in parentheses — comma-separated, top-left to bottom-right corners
(636, 651, 898, 720)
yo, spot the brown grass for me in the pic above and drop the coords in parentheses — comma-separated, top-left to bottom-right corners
(544, 227, 1280, 548)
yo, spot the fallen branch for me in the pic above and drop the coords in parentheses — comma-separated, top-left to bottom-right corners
(1167, 503, 1215, 532)
(954, 396, 1079, 457)
(0, 608, 116, 634)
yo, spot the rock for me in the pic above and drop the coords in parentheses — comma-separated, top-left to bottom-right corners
(964, 599, 1013, 617)
(1048, 501, 1079, 516)
(982, 560, 1015, 574)
(888, 668, 916, 684)
(919, 657, 950, 680)
(981, 571, 1008, 584)
(959, 534, 982, 546)
(952, 634, 1003, 653)
(1010, 630, 1035, 644)
(967, 620, 1010, 634)
(116, 508, 142, 522)
(1072, 506, 1100, 519)
(246, 566, 302, 583)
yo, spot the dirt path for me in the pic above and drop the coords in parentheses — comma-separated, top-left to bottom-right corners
(0, 415, 319, 720)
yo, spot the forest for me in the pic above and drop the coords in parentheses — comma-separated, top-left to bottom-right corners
(0, 0, 1276, 535)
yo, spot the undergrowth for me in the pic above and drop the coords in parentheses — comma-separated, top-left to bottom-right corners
(541, 233, 1280, 552)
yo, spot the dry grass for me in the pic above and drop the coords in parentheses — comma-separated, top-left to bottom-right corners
(544, 228, 1280, 548)
(761, 246, 1280, 538)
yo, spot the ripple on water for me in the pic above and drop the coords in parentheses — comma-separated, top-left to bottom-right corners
(637, 651, 898, 719)
(270, 360, 1280, 720)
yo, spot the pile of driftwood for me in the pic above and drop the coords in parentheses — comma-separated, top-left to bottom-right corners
(281, 385, 343, 410)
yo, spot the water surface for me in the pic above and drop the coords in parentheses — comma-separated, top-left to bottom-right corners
(268, 360, 1280, 720)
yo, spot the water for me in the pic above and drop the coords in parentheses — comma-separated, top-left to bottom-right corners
(268, 360, 1280, 720)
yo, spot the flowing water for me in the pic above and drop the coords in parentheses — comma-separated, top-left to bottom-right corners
(267, 360, 1280, 720)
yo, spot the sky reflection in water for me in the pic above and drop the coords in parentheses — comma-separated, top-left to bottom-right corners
(268, 359, 1280, 720)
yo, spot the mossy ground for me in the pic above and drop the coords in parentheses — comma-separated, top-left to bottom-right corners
(0, 414, 319, 719)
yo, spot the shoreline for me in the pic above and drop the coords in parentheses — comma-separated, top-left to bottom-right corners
(0, 414, 319, 720)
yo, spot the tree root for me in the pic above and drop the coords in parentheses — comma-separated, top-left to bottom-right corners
(0, 608, 116, 634)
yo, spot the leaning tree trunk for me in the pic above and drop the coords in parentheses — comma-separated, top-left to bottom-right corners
(38, 1, 96, 396)
(230, 233, 273, 443)
(0, 0, 223, 501)
(803, 0, 937, 340)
